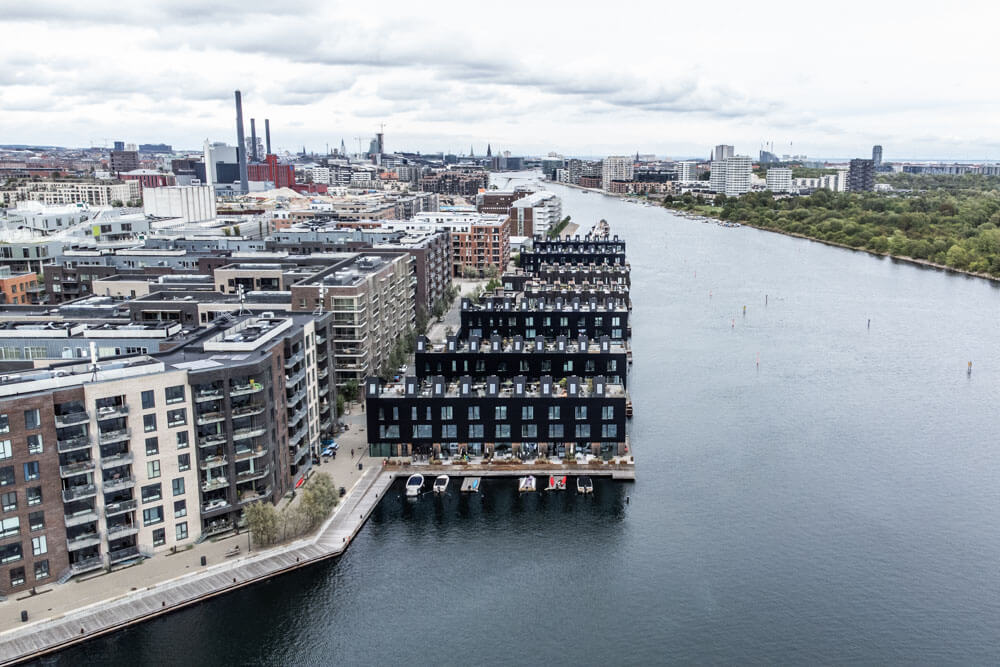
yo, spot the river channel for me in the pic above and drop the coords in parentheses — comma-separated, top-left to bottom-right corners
(52, 172, 1000, 665)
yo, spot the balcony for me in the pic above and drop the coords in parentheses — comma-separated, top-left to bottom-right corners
(237, 465, 270, 483)
(285, 369, 306, 387)
(67, 531, 102, 551)
(54, 411, 89, 427)
(98, 428, 130, 445)
(230, 382, 263, 397)
(64, 509, 99, 528)
(70, 555, 104, 575)
(234, 446, 267, 462)
(284, 350, 304, 369)
(201, 498, 230, 514)
(232, 427, 265, 441)
(293, 442, 310, 463)
(62, 485, 97, 503)
(201, 477, 229, 492)
(96, 405, 129, 421)
(287, 408, 306, 427)
(239, 486, 272, 504)
(102, 476, 135, 493)
(108, 546, 141, 564)
(231, 403, 264, 418)
(196, 411, 225, 426)
(100, 451, 133, 469)
(289, 427, 307, 447)
(57, 435, 92, 454)
(194, 388, 223, 402)
(286, 388, 306, 407)
(199, 455, 228, 470)
(316, 335, 327, 345)
(317, 367, 329, 380)
(106, 524, 140, 540)
(318, 385, 329, 397)
(59, 460, 95, 478)
(105, 499, 137, 517)
(201, 519, 233, 534)
(198, 433, 227, 448)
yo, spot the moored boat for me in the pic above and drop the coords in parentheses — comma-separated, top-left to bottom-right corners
(576, 476, 594, 494)
(518, 475, 536, 493)
(405, 473, 424, 497)
(433, 475, 449, 494)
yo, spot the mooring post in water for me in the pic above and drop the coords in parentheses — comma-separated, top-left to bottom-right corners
(968, 361, 973, 376)
(743, 305, 746, 316)
(867, 318, 870, 330)
(765, 294, 768, 305)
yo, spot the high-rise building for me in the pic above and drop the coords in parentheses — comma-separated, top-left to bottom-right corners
(676, 161, 696, 181)
(601, 156, 634, 190)
(765, 167, 793, 193)
(109, 150, 139, 175)
(113, 141, 125, 152)
(709, 156, 752, 196)
(848, 159, 875, 192)
(712, 145, 734, 162)
(872, 145, 883, 168)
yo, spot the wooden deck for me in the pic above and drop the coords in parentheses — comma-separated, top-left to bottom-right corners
(386, 463, 636, 481)
(0, 467, 397, 665)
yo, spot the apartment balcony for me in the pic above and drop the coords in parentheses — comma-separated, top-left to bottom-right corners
(198, 433, 227, 448)
(320, 417, 332, 432)
(230, 382, 263, 397)
(316, 334, 327, 345)
(57, 435, 92, 454)
(284, 350, 304, 369)
(196, 411, 225, 426)
(100, 451, 133, 469)
(201, 498, 230, 514)
(201, 477, 229, 493)
(96, 405, 129, 421)
(108, 546, 141, 564)
(194, 388, 224, 402)
(231, 403, 265, 419)
(286, 388, 306, 407)
(98, 428, 130, 445)
(199, 455, 228, 471)
(234, 446, 267, 462)
(64, 509, 99, 528)
(54, 411, 89, 427)
(232, 427, 265, 441)
(106, 524, 140, 541)
(200, 518, 233, 534)
(102, 476, 135, 493)
(70, 555, 104, 575)
(59, 460, 95, 478)
(317, 367, 329, 380)
(293, 442, 310, 463)
(236, 465, 270, 483)
(105, 499, 137, 517)
(285, 369, 306, 387)
(67, 531, 102, 551)
(287, 409, 306, 428)
(289, 427, 307, 447)
(318, 385, 329, 397)
(239, 486, 272, 505)
(62, 485, 97, 503)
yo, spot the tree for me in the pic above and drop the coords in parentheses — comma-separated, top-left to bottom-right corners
(461, 265, 479, 279)
(484, 264, 500, 279)
(233, 224, 241, 236)
(244, 501, 280, 547)
(300, 472, 339, 528)
(223, 227, 232, 236)
(110, 199, 124, 207)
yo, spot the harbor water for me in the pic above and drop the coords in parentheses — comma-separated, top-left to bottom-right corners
(53, 173, 1000, 664)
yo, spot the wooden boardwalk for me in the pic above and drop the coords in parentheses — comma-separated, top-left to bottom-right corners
(387, 464, 636, 481)
(0, 467, 397, 665)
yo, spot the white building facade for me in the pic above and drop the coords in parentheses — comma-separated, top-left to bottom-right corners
(601, 156, 634, 190)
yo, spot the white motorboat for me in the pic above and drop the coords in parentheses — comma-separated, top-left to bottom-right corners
(545, 475, 567, 491)
(432, 475, 449, 495)
(576, 476, 594, 494)
(518, 475, 536, 493)
(405, 473, 424, 497)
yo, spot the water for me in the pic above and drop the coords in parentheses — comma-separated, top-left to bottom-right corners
(54, 173, 1000, 665)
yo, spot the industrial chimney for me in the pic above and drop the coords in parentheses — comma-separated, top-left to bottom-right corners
(265, 119, 271, 155)
(234, 90, 249, 194)
(250, 118, 258, 162)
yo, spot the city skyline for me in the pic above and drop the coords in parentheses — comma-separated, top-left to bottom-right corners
(2, 1, 1000, 159)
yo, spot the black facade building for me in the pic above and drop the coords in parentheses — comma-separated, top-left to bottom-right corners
(461, 296, 629, 341)
(848, 158, 875, 192)
(520, 236, 626, 273)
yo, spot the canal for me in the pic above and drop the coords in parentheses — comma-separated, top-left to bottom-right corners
(53, 173, 1000, 664)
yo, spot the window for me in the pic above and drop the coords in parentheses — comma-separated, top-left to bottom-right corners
(575, 406, 588, 420)
(171, 478, 185, 496)
(1, 491, 15, 512)
(141, 390, 155, 409)
(174, 500, 187, 518)
(602, 406, 614, 420)
(26, 487, 41, 506)
(9, 567, 25, 586)
(443, 424, 457, 439)
(176, 522, 188, 541)
(31, 535, 46, 556)
(152, 528, 166, 546)
(26, 434, 42, 454)
(548, 405, 560, 420)
(176, 431, 189, 449)
(0, 517, 19, 538)
(522, 424, 537, 438)
(34, 560, 49, 581)
(142, 506, 164, 526)
(0, 441, 11, 460)
(602, 424, 617, 438)
(22, 461, 39, 481)
(0, 414, 7, 433)
(0, 542, 22, 564)
(549, 424, 564, 439)
(495, 424, 511, 438)
(145, 437, 159, 456)
(414, 424, 432, 438)
(522, 406, 534, 420)
(441, 406, 453, 420)
(165, 385, 185, 404)
(410, 407, 417, 421)
(142, 483, 162, 503)
(575, 424, 590, 438)
(28, 511, 44, 531)
(495, 406, 507, 420)
(469, 424, 484, 438)
(379, 425, 400, 439)
(23, 409, 40, 430)
(143, 414, 157, 432)
(0, 467, 13, 486)
(167, 409, 186, 427)
(608, 360, 617, 372)
(468, 406, 480, 420)
(177, 454, 190, 471)
(147, 460, 161, 479)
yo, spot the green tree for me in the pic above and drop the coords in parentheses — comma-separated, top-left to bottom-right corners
(300, 472, 340, 528)
(244, 501, 280, 547)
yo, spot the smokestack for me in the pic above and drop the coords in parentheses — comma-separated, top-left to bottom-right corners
(234, 90, 249, 194)
(250, 118, 258, 162)
(265, 119, 271, 155)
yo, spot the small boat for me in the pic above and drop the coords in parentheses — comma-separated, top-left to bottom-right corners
(545, 475, 567, 491)
(405, 473, 424, 497)
(577, 476, 594, 494)
(518, 475, 536, 493)
(461, 477, 481, 493)
(432, 475, 449, 495)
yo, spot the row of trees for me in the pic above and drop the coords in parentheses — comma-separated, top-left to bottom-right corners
(547, 215, 572, 239)
(243, 472, 340, 547)
(664, 175, 1000, 276)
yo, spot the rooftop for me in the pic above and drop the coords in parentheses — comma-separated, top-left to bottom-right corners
(372, 376, 625, 400)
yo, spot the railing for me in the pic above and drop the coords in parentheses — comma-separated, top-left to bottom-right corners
(234, 446, 267, 462)
(286, 388, 306, 407)
(231, 403, 264, 418)
(232, 427, 265, 441)
(59, 460, 95, 478)
(198, 433, 227, 448)
(230, 383, 263, 397)
(57, 436, 92, 453)
(318, 385, 329, 397)
(54, 411, 89, 427)
(69, 555, 104, 574)
(285, 369, 306, 387)
(98, 428, 130, 445)
(108, 546, 141, 564)
(106, 524, 139, 540)
(236, 465, 270, 483)
(289, 427, 307, 447)
(239, 486, 272, 504)
(201, 520, 233, 535)
(196, 411, 225, 426)
(64, 509, 99, 528)
(100, 452, 133, 469)
(67, 531, 102, 550)
(317, 367, 329, 379)
(194, 389, 223, 402)
(199, 456, 228, 470)
(284, 350, 304, 369)
(292, 442, 310, 463)
(201, 477, 229, 492)
(105, 499, 137, 517)
(62, 485, 97, 502)
(96, 405, 129, 420)
(201, 499, 230, 514)
(102, 476, 135, 492)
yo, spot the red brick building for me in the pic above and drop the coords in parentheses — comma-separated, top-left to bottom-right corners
(249, 155, 295, 189)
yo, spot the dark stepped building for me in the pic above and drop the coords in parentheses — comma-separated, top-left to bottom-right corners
(519, 235, 626, 273)
(460, 296, 629, 341)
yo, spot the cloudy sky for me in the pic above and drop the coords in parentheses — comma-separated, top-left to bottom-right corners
(2, 0, 998, 160)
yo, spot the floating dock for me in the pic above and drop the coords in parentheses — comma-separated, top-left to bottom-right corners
(460, 477, 481, 493)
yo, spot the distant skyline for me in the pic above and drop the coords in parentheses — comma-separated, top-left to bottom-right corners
(3, 0, 1000, 161)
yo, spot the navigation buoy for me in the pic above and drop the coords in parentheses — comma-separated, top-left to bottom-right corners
(743, 305, 746, 316)
(968, 361, 973, 376)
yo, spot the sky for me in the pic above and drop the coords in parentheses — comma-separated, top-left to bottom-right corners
(2, 0, 1000, 160)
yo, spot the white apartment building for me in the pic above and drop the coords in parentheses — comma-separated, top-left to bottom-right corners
(712, 145, 735, 162)
(676, 161, 697, 182)
(791, 169, 848, 193)
(710, 156, 752, 197)
(510, 191, 562, 238)
(601, 156, 634, 190)
(308, 167, 331, 185)
(202, 141, 239, 188)
(765, 167, 793, 193)
(143, 185, 216, 223)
